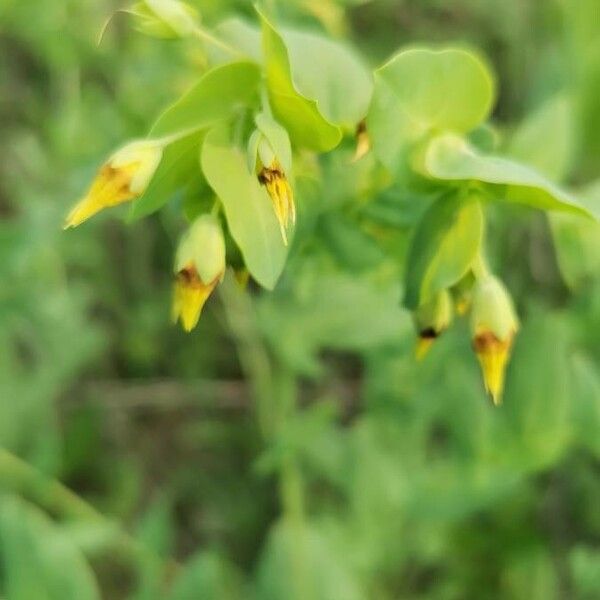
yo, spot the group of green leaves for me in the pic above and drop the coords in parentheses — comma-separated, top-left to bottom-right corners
(123, 2, 372, 291)
(114, 0, 596, 336)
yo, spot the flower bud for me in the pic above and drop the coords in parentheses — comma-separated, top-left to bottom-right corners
(172, 214, 226, 332)
(64, 140, 162, 228)
(470, 276, 519, 405)
(414, 290, 453, 360)
(249, 131, 295, 246)
(129, 0, 198, 39)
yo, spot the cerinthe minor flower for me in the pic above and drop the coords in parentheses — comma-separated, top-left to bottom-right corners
(250, 131, 295, 245)
(470, 276, 519, 405)
(352, 119, 371, 162)
(64, 140, 162, 228)
(172, 214, 226, 332)
(414, 289, 453, 361)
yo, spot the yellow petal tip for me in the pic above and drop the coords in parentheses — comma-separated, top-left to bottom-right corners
(415, 337, 435, 361)
(474, 331, 514, 407)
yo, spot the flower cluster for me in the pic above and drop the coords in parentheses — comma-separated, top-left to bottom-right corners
(413, 272, 519, 405)
(64, 119, 295, 332)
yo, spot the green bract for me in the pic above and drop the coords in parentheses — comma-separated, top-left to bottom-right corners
(420, 133, 593, 218)
(201, 126, 288, 290)
(214, 16, 373, 128)
(258, 9, 342, 152)
(281, 29, 372, 127)
(404, 192, 484, 310)
(508, 95, 574, 182)
(368, 47, 495, 170)
(150, 61, 261, 137)
(129, 0, 199, 39)
(130, 61, 261, 219)
(550, 182, 600, 290)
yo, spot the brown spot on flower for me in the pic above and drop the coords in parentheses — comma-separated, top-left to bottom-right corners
(472, 330, 515, 406)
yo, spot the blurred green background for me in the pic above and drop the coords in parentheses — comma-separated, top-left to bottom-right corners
(2, 0, 600, 598)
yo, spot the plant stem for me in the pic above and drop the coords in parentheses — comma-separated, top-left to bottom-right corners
(219, 272, 276, 439)
(219, 274, 311, 600)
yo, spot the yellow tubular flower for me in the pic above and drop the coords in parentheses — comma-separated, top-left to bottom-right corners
(172, 266, 219, 332)
(473, 331, 514, 406)
(64, 140, 162, 228)
(470, 276, 519, 405)
(172, 214, 226, 332)
(413, 290, 453, 361)
(258, 160, 295, 245)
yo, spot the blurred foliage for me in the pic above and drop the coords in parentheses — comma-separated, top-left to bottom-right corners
(1, 0, 600, 599)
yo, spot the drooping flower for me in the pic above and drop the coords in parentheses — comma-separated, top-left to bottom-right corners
(172, 214, 226, 332)
(64, 140, 162, 228)
(413, 290, 453, 361)
(250, 130, 295, 245)
(258, 160, 295, 245)
(470, 276, 519, 405)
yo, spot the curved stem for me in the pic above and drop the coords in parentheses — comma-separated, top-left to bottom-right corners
(219, 274, 311, 600)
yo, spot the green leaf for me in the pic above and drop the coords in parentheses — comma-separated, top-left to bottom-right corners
(421, 133, 594, 218)
(404, 191, 484, 309)
(201, 125, 288, 290)
(258, 9, 342, 152)
(281, 29, 373, 127)
(215, 17, 372, 128)
(570, 355, 600, 458)
(168, 552, 246, 600)
(549, 181, 600, 290)
(130, 131, 204, 220)
(508, 94, 575, 181)
(129, 0, 199, 39)
(503, 314, 572, 470)
(256, 520, 365, 600)
(368, 46, 495, 169)
(0, 495, 101, 600)
(319, 214, 385, 272)
(258, 271, 411, 377)
(150, 61, 261, 137)
(212, 17, 262, 64)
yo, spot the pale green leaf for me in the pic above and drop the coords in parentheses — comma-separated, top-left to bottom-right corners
(0, 495, 100, 600)
(368, 46, 495, 169)
(201, 126, 288, 289)
(150, 61, 261, 137)
(214, 16, 372, 127)
(549, 181, 600, 289)
(404, 191, 484, 309)
(282, 29, 373, 126)
(421, 133, 594, 218)
(258, 9, 341, 152)
(508, 94, 575, 181)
